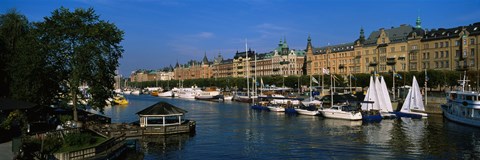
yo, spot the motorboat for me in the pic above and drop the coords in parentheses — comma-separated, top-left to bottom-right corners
(320, 104, 362, 120)
(442, 73, 480, 127)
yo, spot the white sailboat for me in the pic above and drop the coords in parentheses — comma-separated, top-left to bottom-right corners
(374, 76, 396, 118)
(396, 76, 428, 118)
(360, 76, 382, 122)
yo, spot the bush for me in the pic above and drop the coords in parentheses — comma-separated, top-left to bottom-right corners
(64, 132, 97, 146)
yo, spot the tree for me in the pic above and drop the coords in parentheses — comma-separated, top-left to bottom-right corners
(35, 7, 124, 121)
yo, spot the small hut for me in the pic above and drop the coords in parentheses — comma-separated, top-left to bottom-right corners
(136, 101, 188, 127)
(136, 101, 195, 135)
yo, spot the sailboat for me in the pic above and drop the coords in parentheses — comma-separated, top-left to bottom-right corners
(320, 73, 362, 120)
(379, 76, 396, 118)
(360, 76, 382, 122)
(395, 76, 428, 118)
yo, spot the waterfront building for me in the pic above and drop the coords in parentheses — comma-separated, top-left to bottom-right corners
(130, 67, 174, 82)
(420, 22, 480, 71)
(174, 53, 213, 80)
(306, 18, 480, 76)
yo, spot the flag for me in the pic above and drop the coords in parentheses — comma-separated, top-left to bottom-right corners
(425, 71, 429, 82)
(396, 73, 403, 80)
(332, 74, 339, 80)
(312, 76, 319, 84)
(322, 68, 330, 75)
(350, 74, 357, 80)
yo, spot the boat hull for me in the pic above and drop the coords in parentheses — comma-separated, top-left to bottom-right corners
(320, 110, 362, 120)
(296, 109, 319, 116)
(442, 104, 480, 127)
(394, 111, 426, 119)
(267, 106, 285, 112)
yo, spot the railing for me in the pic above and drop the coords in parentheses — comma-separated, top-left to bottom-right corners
(53, 133, 126, 160)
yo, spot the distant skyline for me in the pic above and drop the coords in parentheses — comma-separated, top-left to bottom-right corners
(3, 0, 480, 76)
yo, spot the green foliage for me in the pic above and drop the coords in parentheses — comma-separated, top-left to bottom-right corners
(64, 132, 97, 147)
(35, 7, 124, 117)
(58, 115, 72, 124)
(0, 110, 27, 134)
(22, 135, 63, 159)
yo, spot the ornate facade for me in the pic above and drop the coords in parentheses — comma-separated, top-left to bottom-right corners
(306, 18, 480, 76)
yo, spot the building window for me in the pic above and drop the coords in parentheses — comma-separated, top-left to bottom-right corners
(411, 45, 418, 50)
(456, 50, 461, 57)
(424, 44, 429, 49)
(445, 41, 449, 47)
(423, 52, 426, 59)
(427, 52, 430, 59)
(423, 62, 426, 69)
(455, 40, 460, 46)
(446, 51, 449, 58)
(435, 52, 439, 58)
(435, 43, 438, 48)
(471, 38, 475, 45)
(441, 61, 444, 68)
(391, 47, 395, 52)
(401, 46, 406, 51)
(435, 61, 439, 68)
(472, 48, 475, 57)
(471, 59, 475, 66)
(446, 61, 449, 68)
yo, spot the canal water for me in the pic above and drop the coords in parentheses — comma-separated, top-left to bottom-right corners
(96, 95, 480, 159)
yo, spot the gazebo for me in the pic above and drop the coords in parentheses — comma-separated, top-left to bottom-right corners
(136, 101, 188, 127)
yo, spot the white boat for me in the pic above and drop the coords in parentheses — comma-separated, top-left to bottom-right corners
(442, 73, 480, 127)
(223, 95, 233, 101)
(123, 90, 132, 95)
(267, 104, 285, 112)
(379, 76, 396, 118)
(131, 90, 141, 95)
(158, 90, 173, 97)
(396, 76, 428, 118)
(320, 105, 362, 120)
(177, 87, 202, 99)
(195, 87, 221, 99)
(296, 107, 320, 116)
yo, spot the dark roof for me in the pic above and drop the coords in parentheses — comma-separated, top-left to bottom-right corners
(136, 101, 187, 116)
(363, 24, 413, 46)
(422, 22, 480, 42)
(313, 42, 355, 55)
(0, 98, 36, 111)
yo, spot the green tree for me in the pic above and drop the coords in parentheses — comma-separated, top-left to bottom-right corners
(35, 7, 124, 120)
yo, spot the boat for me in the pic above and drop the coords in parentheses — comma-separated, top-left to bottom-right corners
(296, 105, 320, 116)
(379, 76, 396, 118)
(150, 90, 159, 96)
(223, 95, 233, 101)
(395, 76, 428, 118)
(177, 87, 201, 99)
(132, 89, 141, 95)
(158, 90, 174, 97)
(113, 95, 129, 105)
(320, 104, 362, 120)
(442, 72, 480, 127)
(233, 92, 253, 103)
(266, 103, 286, 112)
(361, 76, 383, 122)
(195, 87, 221, 100)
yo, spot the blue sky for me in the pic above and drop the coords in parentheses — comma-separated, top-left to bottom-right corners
(3, 0, 480, 76)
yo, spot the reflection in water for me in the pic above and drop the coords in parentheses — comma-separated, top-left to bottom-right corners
(95, 95, 480, 159)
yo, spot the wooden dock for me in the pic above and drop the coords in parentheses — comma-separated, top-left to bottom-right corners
(89, 120, 196, 138)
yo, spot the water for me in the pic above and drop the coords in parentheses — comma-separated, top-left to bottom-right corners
(95, 95, 480, 159)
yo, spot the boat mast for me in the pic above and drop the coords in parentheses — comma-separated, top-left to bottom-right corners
(310, 75, 313, 101)
(253, 50, 257, 104)
(246, 39, 250, 98)
(424, 69, 428, 106)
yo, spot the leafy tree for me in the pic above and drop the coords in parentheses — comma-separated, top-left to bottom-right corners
(35, 7, 124, 120)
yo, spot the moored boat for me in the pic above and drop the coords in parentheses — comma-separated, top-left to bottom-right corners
(442, 73, 480, 127)
(320, 104, 362, 120)
(395, 76, 428, 118)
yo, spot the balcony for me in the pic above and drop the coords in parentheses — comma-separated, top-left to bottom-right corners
(273, 68, 280, 71)
(338, 64, 345, 69)
(369, 61, 378, 66)
(386, 58, 396, 65)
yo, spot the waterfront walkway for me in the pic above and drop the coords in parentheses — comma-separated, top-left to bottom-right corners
(0, 141, 14, 160)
